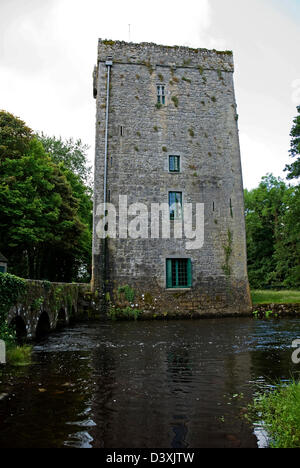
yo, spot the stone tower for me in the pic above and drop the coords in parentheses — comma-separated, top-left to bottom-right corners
(92, 39, 251, 317)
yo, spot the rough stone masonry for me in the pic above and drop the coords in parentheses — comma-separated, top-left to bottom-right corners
(92, 39, 252, 317)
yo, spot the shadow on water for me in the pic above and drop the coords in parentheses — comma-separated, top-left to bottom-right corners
(0, 317, 299, 448)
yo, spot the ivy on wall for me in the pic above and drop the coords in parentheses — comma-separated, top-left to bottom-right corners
(0, 273, 26, 321)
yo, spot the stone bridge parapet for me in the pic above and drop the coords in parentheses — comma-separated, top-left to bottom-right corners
(7, 280, 93, 340)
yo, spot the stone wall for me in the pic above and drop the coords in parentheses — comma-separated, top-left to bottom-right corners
(7, 280, 93, 339)
(92, 40, 252, 316)
(252, 303, 300, 318)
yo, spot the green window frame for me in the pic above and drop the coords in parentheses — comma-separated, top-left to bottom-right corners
(166, 259, 192, 288)
(169, 155, 180, 173)
(157, 85, 165, 105)
(169, 191, 182, 220)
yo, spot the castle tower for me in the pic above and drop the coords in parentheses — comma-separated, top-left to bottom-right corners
(92, 39, 252, 317)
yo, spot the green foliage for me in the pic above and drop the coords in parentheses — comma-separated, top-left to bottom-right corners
(108, 305, 141, 321)
(171, 96, 179, 108)
(117, 284, 135, 303)
(102, 39, 116, 46)
(222, 230, 233, 277)
(0, 321, 16, 347)
(0, 273, 26, 320)
(0, 273, 25, 347)
(0, 111, 92, 282)
(53, 286, 64, 309)
(251, 290, 300, 304)
(31, 296, 44, 311)
(0, 110, 32, 161)
(6, 345, 32, 366)
(244, 174, 300, 289)
(285, 105, 300, 180)
(37, 133, 92, 186)
(248, 381, 300, 448)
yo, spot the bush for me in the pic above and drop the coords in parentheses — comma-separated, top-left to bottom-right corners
(248, 381, 300, 448)
(0, 321, 16, 346)
(6, 345, 32, 366)
(0, 273, 26, 320)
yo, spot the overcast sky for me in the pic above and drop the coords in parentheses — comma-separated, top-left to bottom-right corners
(0, 0, 299, 189)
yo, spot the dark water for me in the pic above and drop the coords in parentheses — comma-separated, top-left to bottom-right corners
(0, 317, 299, 448)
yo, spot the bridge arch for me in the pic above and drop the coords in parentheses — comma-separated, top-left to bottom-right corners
(56, 307, 67, 329)
(36, 311, 51, 340)
(10, 316, 27, 342)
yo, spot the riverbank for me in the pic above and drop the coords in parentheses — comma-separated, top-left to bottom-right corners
(251, 290, 300, 304)
(247, 381, 300, 448)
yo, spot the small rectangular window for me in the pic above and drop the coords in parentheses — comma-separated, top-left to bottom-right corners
(166, 259, 192, 288)
(157, 85, 165, 105)
(169, 155, 180, 173)
(169, 191, 182, 220)
(120, 125, 124, 136)
(0, 266, 5, 273)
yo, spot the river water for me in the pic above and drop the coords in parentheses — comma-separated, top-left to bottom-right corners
(0, 317, 299, 448)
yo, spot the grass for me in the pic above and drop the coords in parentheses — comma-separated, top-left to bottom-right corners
(108, 306, 141, 321)
(6, 345, 32, 366)
(251, 290, 300, 304)
(248, 381, 300, 448)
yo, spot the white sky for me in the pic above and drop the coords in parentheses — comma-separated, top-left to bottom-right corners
(0, 0, 299, 189)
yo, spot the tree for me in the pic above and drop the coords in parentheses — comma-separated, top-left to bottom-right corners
(285, 105, 300, 179)
(36, 133, 93, 280)
(37, 133, 92, 186)
(244, 174, 300, 289)
(0, 110, 33, 162)
(0, 111, 92, 282)
(274, 185, 300, 287)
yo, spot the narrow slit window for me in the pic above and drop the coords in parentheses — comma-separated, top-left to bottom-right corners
(169, 155, 180, 173)
(120, 125, 124, 136)
(230, 198, 233, 218)
(166, 259, 192, 288)
(157, 85, 165, 105)
(169, 191, 182, 220)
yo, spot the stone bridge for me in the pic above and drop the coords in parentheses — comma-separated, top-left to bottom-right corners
(7, 280, 93, 340)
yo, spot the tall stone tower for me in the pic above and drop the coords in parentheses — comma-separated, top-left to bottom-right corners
(92, 39, 251, 317)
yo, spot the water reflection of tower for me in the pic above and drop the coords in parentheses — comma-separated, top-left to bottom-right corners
(89, 345, 117, 448)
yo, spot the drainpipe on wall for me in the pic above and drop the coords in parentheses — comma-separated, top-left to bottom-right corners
(101, 59, 112, 307)
(103, 59, 113, 216)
